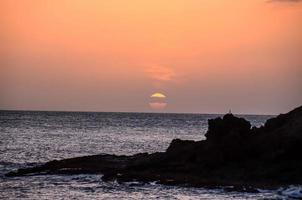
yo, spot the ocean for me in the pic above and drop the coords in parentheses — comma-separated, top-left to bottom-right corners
(0, 111, 295, 199)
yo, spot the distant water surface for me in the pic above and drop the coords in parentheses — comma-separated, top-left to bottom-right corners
(0, 111, 291, 199)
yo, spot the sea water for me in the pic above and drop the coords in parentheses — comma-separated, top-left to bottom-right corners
(0, 111, 296, 199)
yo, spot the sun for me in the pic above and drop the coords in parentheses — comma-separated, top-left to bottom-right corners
(149, 92, 167, 110)
(149, 102, 167, 110)
(150, 93, 166, 98)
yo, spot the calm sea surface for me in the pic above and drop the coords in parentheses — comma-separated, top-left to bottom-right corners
(0, 111, 295, 199)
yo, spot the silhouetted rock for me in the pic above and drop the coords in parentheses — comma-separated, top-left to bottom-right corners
(206, 113, 251, 141)
(6, 106, 302, 190)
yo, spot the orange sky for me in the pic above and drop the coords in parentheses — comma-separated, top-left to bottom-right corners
(1, 0, 301, 114)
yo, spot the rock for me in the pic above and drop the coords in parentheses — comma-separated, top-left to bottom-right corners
(6, 105, 302, 190)
(205, 113, 251, 141)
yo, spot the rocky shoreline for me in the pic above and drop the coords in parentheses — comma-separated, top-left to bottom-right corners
(6, 106, 302, 190)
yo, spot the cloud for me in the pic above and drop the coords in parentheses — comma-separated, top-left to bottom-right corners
(145, 66, 176, 82)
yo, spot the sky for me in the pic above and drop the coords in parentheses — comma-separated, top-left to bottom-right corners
(1, 0, 301, 114)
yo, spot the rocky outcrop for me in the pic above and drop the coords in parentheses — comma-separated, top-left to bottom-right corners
(6, 106, 302, 189)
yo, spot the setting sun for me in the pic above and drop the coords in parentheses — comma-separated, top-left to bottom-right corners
(149, 92, 167, 110)
(150, 93, 166, 98)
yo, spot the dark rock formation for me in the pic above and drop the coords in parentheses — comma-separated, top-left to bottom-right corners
(205, 113, 251, 141)
(6, 106, 302, 189)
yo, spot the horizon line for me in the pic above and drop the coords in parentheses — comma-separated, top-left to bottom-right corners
(0, 108, 276, 116)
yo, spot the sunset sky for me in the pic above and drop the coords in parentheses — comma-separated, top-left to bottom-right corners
(1, 0, 301, 114)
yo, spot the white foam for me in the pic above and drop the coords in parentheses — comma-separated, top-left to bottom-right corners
(281, 186, 302, 199)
